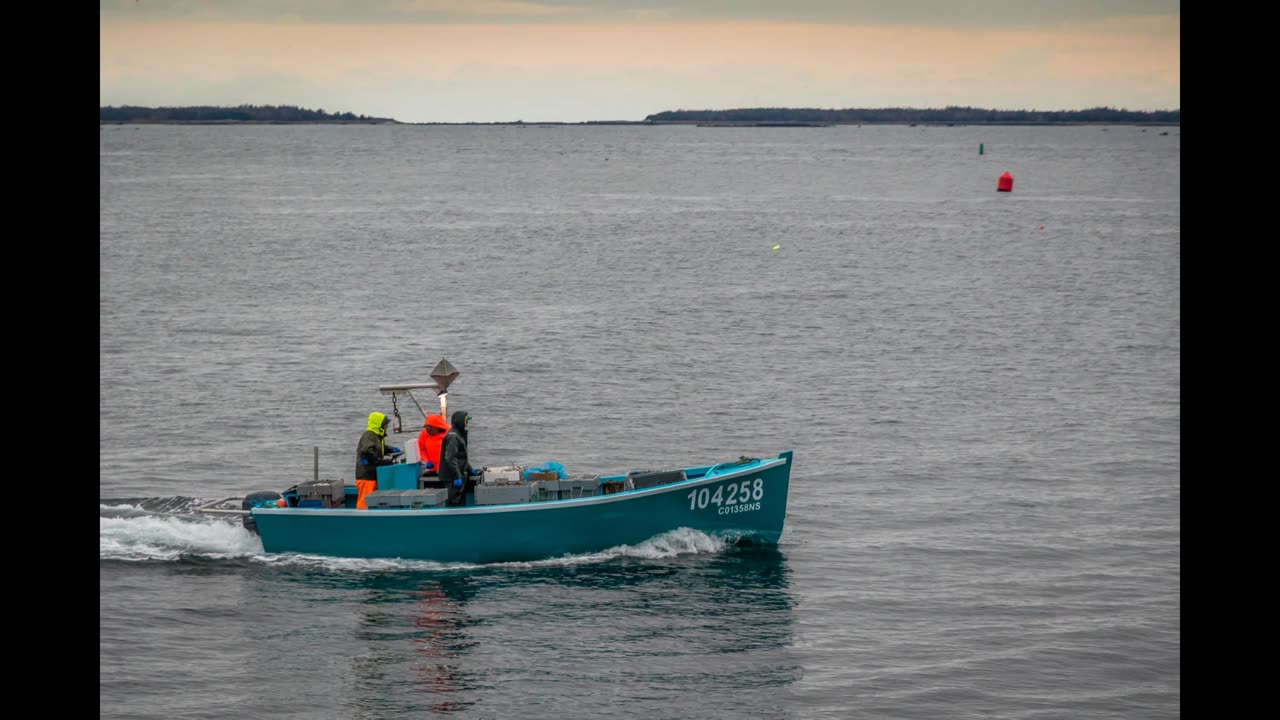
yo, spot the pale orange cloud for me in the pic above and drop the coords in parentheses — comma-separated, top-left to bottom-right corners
(99, 18, 1179, 121)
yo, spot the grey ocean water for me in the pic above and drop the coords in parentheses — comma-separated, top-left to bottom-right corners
(100, 124, 1180, 719)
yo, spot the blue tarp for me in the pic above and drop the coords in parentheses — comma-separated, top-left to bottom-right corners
(522, 461, 568, 479)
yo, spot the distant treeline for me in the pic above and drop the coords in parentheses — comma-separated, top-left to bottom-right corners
(99, 103, 1181, 126)
(644, 106, 1180, 124)
(99, 105, 397, 124)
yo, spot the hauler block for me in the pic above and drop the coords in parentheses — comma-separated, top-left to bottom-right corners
(997, 172, 1014, 192)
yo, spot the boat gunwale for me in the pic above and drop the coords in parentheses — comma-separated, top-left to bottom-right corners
(252, 454, 789, 518)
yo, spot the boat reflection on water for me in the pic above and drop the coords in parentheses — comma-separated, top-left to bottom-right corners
(407, 581, 474, 714)
(350, 574, 482, 715)
(342, 545, 799, 716)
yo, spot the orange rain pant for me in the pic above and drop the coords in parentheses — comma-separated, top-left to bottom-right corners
(355, 479, 377, 509)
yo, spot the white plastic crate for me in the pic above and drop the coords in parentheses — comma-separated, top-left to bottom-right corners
(482, 465, 526, 485)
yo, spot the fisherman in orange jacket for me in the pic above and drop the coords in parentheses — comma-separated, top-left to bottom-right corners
(417, 413, 451, 476)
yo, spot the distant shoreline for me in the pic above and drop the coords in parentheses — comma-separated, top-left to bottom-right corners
(98, 104, 1181, 128)
(101, 120, 1181, 127)
(99, 119, 399, 126)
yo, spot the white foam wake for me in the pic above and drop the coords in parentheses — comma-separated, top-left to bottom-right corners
(99, 510, 731, 569)
(99, 511, 263, 561)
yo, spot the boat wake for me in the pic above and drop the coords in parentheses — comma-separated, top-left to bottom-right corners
(491, 527, 734, 570)
(100, 500, 734, 569)
(100, 501, 263, 561)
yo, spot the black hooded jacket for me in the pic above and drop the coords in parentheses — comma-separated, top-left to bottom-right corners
(355, 412, 394, 482)
(439, 410, 473, 487)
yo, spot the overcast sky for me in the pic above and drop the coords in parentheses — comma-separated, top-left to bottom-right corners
(99, 0, 1180, 123)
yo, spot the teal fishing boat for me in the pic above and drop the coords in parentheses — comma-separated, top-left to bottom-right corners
(200, 359, 793, 563)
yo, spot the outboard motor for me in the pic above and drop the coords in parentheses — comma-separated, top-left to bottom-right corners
(241, 490, 283, 534)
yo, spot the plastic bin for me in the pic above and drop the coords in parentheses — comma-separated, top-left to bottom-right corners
(367, 490, 406, 508)
(401, 488, 448, 507)
(560, 476, 600, 499)
(482, 466, 525, 484)
(530, 480, 561, 501)
(377, 462, 422, 491)
(475, 484, 532, 505)
(297, 479, 346, 508)
(625, 469, 686, 490)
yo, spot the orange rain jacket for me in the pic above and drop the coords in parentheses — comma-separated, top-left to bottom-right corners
(416, 413, 451, 474)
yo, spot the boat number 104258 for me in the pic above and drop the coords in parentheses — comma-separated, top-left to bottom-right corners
(688, 479, 764, 514)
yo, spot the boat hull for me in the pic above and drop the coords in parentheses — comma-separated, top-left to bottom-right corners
(252, 451, 792, 562)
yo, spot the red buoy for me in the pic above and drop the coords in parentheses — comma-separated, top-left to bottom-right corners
(997, 172, 1013, 192)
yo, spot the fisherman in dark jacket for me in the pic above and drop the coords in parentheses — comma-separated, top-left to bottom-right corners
(440, 410, 481, 506)
(355, 411, 400, 509)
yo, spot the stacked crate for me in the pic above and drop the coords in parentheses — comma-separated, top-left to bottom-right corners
(474, 484, 533, 505)
(529, 479, 561, 502)
(522, 470, 555, 502)
(366, 489, 405, 508)
(559, 474, 601, 499)
(401, 488, 448, 508)
(296, 479, 346, 508)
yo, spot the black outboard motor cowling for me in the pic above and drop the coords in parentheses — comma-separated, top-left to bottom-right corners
(241, 491, 283, 534)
